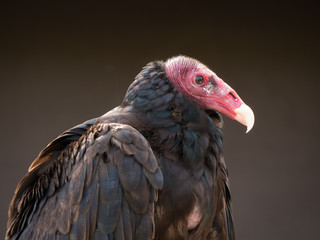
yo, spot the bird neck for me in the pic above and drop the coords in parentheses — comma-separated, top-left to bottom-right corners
(120, 61, 222, 168)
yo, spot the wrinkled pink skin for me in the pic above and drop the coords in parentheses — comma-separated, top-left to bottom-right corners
(165, 56, 244, 121)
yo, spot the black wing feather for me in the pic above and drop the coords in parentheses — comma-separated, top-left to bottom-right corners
(6, 123, 163, 240)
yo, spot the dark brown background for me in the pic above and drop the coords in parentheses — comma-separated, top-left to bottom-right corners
(1, 1, 319, 239)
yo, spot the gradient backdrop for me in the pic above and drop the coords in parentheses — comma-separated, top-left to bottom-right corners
(0, 1, 319, 239)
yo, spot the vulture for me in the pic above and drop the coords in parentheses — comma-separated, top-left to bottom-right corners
(6, 56, 254, 240)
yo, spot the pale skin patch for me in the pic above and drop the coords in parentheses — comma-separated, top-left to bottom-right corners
(203, 82, 215, 95)
(187, 196, 203, 230)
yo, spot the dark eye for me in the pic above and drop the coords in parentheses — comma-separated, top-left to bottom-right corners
(195, 75, 204, 85)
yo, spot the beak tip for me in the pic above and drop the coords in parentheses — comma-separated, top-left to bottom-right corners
(234, 103, 255, 133)
(246, 124, 253, 133)
(245, 115, 254, 133)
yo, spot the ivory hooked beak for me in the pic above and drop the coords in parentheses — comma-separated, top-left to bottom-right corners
(234, 103, 255, 133)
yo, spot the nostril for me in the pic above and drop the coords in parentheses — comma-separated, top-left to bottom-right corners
(229, 92, 237, 100)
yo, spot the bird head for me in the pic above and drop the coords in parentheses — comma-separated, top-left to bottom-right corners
(165, 56, 254, 133)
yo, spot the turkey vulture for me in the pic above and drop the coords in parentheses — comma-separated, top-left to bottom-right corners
(6, 56, 254, 240)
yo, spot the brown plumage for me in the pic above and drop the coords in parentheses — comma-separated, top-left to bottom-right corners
(6, 56, 254, 239)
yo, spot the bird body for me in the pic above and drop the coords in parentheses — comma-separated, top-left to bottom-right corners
(6, 57, 254, 240)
